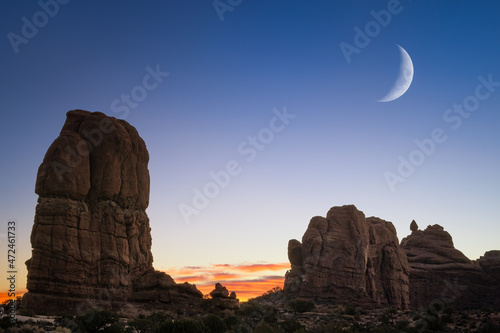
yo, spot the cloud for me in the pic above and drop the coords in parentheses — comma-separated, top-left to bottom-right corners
(162, 262, 290, 301)
(212, 263, 290, 272)
(195, 276, 285, 301)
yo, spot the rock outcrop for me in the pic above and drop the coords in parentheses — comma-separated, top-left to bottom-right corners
(478, 250, 500, 282)
(208, 283, 239, 310)
(401, 223, 500, 310)
(284, 205, 410, 309)
(22, 110, 203, 315)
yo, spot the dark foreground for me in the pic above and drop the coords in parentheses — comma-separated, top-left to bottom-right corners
(3, 288, 500, 333)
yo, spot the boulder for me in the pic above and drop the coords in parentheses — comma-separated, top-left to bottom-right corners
(410, 220, 418, 233)
(210, 283, 230, 298)
(208, 283, 239, 310)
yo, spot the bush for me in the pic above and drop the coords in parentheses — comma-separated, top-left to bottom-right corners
(279, 319, 304, 333)
(202, 314, 226, 333)
(253, 322, 276, 333)
(263, 306, 278, 324)
(128, 312, 171, 333)
(344, 303, 357, 316)
(236, 302, 261, 317)
(222, 315, 252, 333)
(101, 324, 124, 333)
(289, 300, 315, 313)
(159, 318, 207, 333)
(0, 317, 15, 330)
(75, 310, 119, 333)
(53, 327, 71, 333)
(7, 324, 46, 333)
(395, 320, 410, 330)
(223, 315, 239, 330)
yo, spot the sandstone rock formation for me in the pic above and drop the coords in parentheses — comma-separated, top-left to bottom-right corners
(208, 283, 239, 310)
(284, 205, 410, 309)
(401, 223, 500, 310)
(410, 220, 418, 233)
(22, 110, 203, 315)
(478, 250, 500, 282)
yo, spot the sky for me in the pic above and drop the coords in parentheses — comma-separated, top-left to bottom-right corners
(1, 1, 499, 302)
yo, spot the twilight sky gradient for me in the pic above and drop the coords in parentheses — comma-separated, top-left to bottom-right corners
(1, 1, 499, 300)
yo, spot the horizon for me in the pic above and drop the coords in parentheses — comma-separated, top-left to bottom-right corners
(1, 1, 500, 306)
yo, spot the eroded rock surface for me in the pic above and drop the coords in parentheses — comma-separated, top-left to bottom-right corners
(23, 110, 203, 315)
(284, 205, 410, 309)
(401, 224, 500, 309)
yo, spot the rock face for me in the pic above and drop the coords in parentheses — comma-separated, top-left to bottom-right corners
(284, 205, 410, 309)
(23, 110, 203, 315)
(401, 224, 500, 310)
(478, 250, 500, 282)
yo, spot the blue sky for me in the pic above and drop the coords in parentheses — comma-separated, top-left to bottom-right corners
(1, 1, 499, 295)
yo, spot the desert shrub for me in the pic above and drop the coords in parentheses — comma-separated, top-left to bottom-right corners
(442, 312, 453, 323)
(128, 312, 171, 333)
(75, 309, 119, 333)
(253, 322, 276, 333)
(378, 308, 396, 325)
(222, 315, 239, 329)
(222, 315, 253, 333)
(361, 325, 385, 333)
(0, 317, 15, 330)
(16, 308, 35, 317)
(279, 319, 304, 333)
(101, 324, 124, 333)
(261, 287, 282, 298)
(263, 306, 278, 323)
(476, 317, 500, 333)
(289, 300, 315, 313)
(202, 314, 226, 333)
(237, 302, 261, 317)
(343, 303, 357, 316)
(7, 324, 46, 333)
(159, 318, 207, 333)
(318, 323, 344, 333)
(395, 320, 410, 330)
(54, 316, 79, 332)
(344, 322, 366, 332)
(426, 315, 445, 331)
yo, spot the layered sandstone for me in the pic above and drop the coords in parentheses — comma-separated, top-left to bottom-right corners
(401, 223, 500, 309)
(284, 205, 410, 309)
(22, 110, 202, 315)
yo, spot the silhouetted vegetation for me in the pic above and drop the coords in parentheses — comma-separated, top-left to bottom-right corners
(9, 300, 500, 333)
(289, 300, 315, 313)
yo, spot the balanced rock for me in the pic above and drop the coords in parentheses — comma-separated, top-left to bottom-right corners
(410, 220, 418, 233)
(401, 224, 500, 309)
(284, 205, 410, 309)
(208, 283, 239, 310)
(22, 110, 203, 315)
(210, 283, 230, 298)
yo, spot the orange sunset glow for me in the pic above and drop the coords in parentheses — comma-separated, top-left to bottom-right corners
(0, 263, 289, 304)
(165, 262, 290, 301)
(0, 290, 25, 304)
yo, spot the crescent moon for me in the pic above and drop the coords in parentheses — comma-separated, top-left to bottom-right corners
(378, 44, 414, 102)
